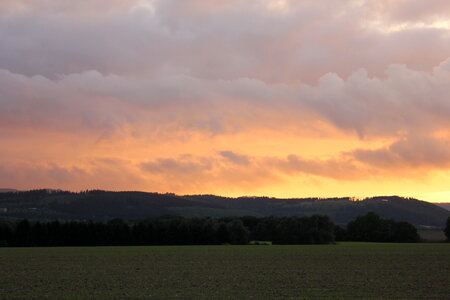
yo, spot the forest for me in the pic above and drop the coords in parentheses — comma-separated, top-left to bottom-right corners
(0, 212, 437, 247)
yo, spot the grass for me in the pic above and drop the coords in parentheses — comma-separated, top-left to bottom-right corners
(417, 228, 447, 242)
(0, 243, 449, 299)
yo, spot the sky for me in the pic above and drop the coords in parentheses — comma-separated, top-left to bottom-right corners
(0, 0, 449, 202)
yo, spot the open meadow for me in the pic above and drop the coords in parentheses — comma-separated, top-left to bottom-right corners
(0, 243, 449, 300)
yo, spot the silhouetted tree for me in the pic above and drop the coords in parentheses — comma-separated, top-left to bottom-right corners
(391, 222, 419, 243)
(347, 212, 419, 242)
(253, 217, 278, 242)
(107, 218, 131, 245)
(0, 215, 339, 246)
(0, 220, 12, 246)
(445, 217, 450, 242)
(216, 222, 229, 244)
(311, 214, 335, 243)
(14, 219, 32, 246)
(46, 221, 63, 246)
(132, 222, 148, 245)
(227, 219, 249, 245)
(347, 212, 389, 242)
(334, 225, 347, 241)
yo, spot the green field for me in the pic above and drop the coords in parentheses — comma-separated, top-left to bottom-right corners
(0, 243, 449, 300)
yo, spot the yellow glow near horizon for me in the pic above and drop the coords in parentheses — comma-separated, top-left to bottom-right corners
(2, 126, 449, 203)
(415, 191, 450, 203)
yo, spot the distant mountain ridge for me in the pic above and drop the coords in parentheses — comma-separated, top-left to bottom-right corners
(435, 203, 450, 211)
(0, 189, 448, 227)
(0, 188, 18, 193)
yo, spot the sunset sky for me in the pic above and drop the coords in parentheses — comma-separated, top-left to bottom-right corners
(1, 0, 449, 202)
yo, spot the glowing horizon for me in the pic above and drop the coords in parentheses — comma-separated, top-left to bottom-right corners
(1, 1, 449, 203)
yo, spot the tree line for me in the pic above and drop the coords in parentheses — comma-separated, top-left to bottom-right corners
(336, 212, 421, 242)
(0, 212, 437, 247)
(0, 215, 334, 246)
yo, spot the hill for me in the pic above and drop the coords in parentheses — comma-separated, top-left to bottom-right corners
(0, 188, 18, 193)
(435, 203, 450, 211)
(0, 190, 448, 226)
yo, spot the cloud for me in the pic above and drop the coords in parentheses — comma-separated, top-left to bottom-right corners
(1, 58, 449, 139)
(0, 1, 449, 197)
(141, 156, 212, 175)
(352, 135, 450, 169)
(139, 152, 279, 192)
(300, 59, 450, 137)
(268, 155, 363, 180)
(1, 136, 449, 195)
(0, 158, 146, 191)
(1, 0, 449, 82)
(140, 151, 362, 186)
(139, 135, 450, 189)
(366, 0, 450, 23)
(219, 151, 250, 165)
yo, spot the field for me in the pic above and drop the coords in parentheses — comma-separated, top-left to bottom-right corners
(0, 243, 449, 300)
(417, 228, 447, 242)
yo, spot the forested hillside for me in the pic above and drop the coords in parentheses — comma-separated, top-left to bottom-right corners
(0, 190, 448, 226)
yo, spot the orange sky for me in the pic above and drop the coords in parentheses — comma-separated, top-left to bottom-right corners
(0, 1, 449, 202)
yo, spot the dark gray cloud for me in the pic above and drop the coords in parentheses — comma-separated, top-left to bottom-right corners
(352, 136, 450, 169)
(219, 151, 250, 165)
(141, 156, 212, 175)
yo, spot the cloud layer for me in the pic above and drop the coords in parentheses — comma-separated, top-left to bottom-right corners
(0, 0, 449, 200)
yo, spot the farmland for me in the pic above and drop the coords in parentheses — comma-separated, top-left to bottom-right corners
(0, 243, 449, 300)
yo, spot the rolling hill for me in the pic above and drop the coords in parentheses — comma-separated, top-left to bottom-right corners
(0, 189, 448, 226)
(0, 189, 19, 193)
(435, 203, 450, 211)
